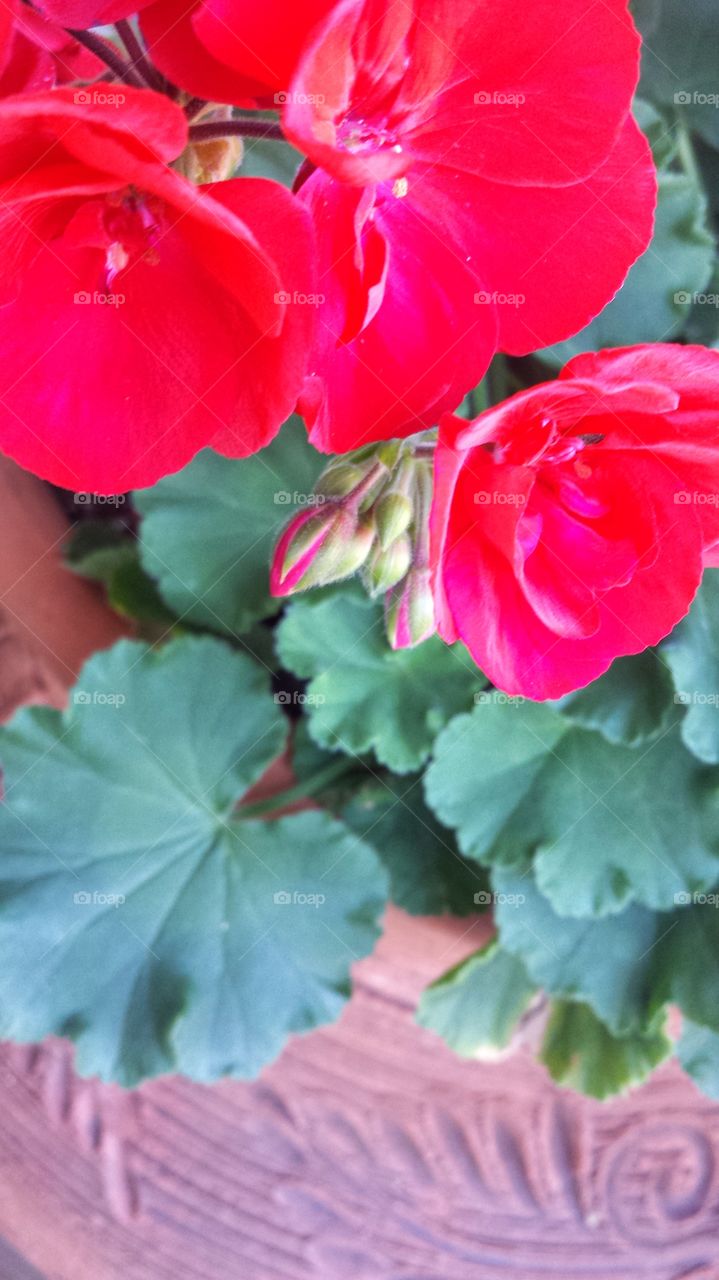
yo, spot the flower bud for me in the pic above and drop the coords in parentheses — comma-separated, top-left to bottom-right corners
(363, 535, 412, 596)
(385, 567, 436, 649)
(271, 505, 375, 596)
(315, 463, 368, 499)
(176, 109, 243, 183)
(374, 491, 414, 550)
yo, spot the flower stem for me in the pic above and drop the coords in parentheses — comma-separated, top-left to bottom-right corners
(188, 118, 285, 143)
(236, 757, 357, 821)
(293, 157, 317, 192)
(409, 460, 434, 569)
(184, 96, 209, 120)
(115, 20, 177, 96)
(345, 460, 389, 513)
(67, 28, 147, 87)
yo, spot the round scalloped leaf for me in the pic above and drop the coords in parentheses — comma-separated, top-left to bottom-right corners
(425, 699, 719, 917)
(540, 1001, 671, 1099)
(340, 773, 487, 916)
(494, 868, 719, 1040)
(677, 1020, 719, 1100)
(136, 420, 323, 636)
(663, 570, 719, 764)
(633, 0, 719, 148)
(417, 940, 537, 1056)
(0, 636, 388, 1084)
(276, 589, 483, 773)
(553, 651, 676, 748)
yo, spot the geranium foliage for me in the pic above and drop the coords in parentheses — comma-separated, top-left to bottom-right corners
(0, 0, 718, 1102)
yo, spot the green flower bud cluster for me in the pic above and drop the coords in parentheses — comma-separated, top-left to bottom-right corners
(272, 433, 438, 647)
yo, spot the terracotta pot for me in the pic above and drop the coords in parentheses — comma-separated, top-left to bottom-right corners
(0, 457, 127, 714)
(0, 458, 718, 1280)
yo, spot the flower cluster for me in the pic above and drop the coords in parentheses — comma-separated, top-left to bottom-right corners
(4, 0, 719, 697)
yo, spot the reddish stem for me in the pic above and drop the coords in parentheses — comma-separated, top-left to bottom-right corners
(188, 119, 285, 143)
(66, 28, 146, 87)
(115, 20, 178, 97)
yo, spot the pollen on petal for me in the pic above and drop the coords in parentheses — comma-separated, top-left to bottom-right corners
(105, 240, 129, 285)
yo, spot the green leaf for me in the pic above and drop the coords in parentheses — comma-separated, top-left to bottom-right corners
(531, 719, 719, 917)
(663, 570, 719, 763)
(538, 102, 715, 363)
(239, 137, 303, 186)
(494, 869, 719, 1039)
(540, 1001, 671, 1099)
(633, 0, 719, 148)
(136, 420, 323, 637)
(677, 1019, 719, 1099)
(426, 700, 719, 916)
(0, 636, 388, 1084)
(417, 940, 537, 1055)
(64, 518, 133, 581)
(492, 869, 660, 1035)
(276, 588, 483, 773)
(340, 773, 488, 916)
(65, 522, 175, 625)
(554, 651, 676, 748)
(424, 699, 567, 866)
(654, 893, 719, 1032)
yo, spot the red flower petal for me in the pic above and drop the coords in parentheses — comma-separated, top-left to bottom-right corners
(299, 171, 498, 453)
(408, 0, 640, 186)
(187, 0, 335, 98)
(432, 347, 719, 699)
(285, 0, 641, 187)
(0, 92, 316, 492)
(298, 115, 654, 453)
(436, 447, 703, 699)
(467, 116, 657, 355)
(286, 0, 654, 451)
(140, 0, 265, 106)
(37, 0, 140, 27)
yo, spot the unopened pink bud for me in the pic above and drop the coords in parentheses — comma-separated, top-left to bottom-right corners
(385, 567, 436, 649)
(271, 505, 375, 596)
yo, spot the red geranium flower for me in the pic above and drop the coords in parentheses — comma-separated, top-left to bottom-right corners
(0, 89, 316, 493)
(431, 346, 719, 700)
(36, 0, 142, 26)
(283, 0, 656, 454)
(0, 0, 101, 95)
(36, 0, 335, 105)
(140, 0, 336, 106)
